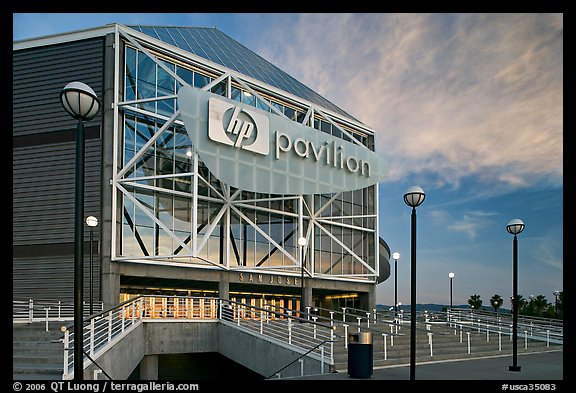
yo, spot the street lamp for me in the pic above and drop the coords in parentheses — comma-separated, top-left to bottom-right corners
(392, 252, 400, 323)
(506, 218, 525, 372)
(403, 186, 425, 381)
(298, 236, 308, 315)
(60, 81, 100, 381)
(85, 216, 98, 315)
(553, 291, 560, 318)
(448, 272, 455, 309)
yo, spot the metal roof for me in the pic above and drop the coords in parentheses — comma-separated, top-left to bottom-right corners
(128, 25, 359, 122)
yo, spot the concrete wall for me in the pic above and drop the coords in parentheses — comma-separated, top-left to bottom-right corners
(83, 320, 328, 380)
(144, 321, 218, 354)
(83, 324, 146, 380)
(217, 322, 327, 379)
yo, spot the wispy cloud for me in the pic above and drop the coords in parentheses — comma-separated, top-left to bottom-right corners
(428, 208, 498, 240)
(257, 13, 563, 195)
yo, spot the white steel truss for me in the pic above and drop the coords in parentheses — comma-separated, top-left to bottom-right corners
(110, 26, 379, 283)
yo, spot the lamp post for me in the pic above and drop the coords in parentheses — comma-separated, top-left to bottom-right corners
(553, 291, 560, 318)
(506, 218, 525, 372)
(298, 236, 308, 315)
(60, 81, 100, 381)
(448, 272, 455, 309)
(85, 216, 98, 315)
(403, 186, 426, 381)
(392, 252, 400, 323)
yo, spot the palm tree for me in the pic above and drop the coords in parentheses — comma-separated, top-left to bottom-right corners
(515, 294, 527, 314)
(532, 295, 549, 317)
(468, 294, 482, 311)
(490, 294, 504, 314)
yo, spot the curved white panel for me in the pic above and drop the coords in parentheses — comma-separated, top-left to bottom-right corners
(178, 85, 387, 194)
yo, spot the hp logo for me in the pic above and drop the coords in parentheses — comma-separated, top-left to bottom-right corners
(208, 97, 269, 155)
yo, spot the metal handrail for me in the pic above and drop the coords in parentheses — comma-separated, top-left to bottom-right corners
(13, 298, 104, 324)
(60, 295, 336, 380)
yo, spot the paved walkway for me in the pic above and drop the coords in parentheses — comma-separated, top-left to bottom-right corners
(278, 349, 563, 382)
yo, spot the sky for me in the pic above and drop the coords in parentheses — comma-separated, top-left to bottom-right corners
(12, 13, 564, 309)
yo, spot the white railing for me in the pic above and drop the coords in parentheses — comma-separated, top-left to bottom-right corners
(13, 298, 104, 331)
(13, 298, 105, 322)
(61, 295, 334, 380)
(62, 297, 145, 379)
(446, 308, 563, 345)
(219, 299, 335, 375)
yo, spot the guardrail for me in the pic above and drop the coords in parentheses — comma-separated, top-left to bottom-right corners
(219, 299, 335, 375)
(13, 298, 104, 329)
(59, 295, 335, 380)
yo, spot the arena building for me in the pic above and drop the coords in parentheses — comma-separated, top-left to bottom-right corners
(13, 23, 391, 315)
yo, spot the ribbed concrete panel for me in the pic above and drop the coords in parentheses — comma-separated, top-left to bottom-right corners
(13, 37, 105, 302)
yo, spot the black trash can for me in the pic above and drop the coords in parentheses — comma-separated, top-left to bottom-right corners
(347, 331, 373, 378)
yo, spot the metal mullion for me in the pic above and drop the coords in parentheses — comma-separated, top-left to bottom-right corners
(197, 175, 226, 201)
(315, 222, 376, 275)
(319, 273, 376, 278)
(117, 183, 194, 257)
(232, 202, 299, 219)
(244, 265, 300, 271)
(118, 95, 177, 106)
(117, 110, 181, 179)
(199, 72, 229, 92)
(225, 206, 231, 268)
(230, 73, 287, 119)
(192, 152, 198, 256)
(229, 204, 298, 266)
(236, 195, 300, 204)
(313, 106, 366, 148)
(313, 192, 342, 218)
(320, 214, 377, 220)
(315, 218, 374, 233)
(118, 172, 194, 182)
(121, 104, 186, 126)
(302, 106, 313, 126)
(120, 181, 192, 200)
(118, 26, 189, 87)
(195, 201, 229, 255)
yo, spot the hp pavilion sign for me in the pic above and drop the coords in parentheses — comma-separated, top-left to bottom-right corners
(208, 98, 269, 155)
(178, 85, 387, 194)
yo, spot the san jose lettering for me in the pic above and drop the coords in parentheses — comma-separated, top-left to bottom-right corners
(275, 131, 370, 177)
(239, 272, 299, 286)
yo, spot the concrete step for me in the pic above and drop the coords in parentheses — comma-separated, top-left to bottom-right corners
(13, 323, 65, 380)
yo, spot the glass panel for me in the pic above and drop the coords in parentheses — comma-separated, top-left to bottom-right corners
(176, 66, 193, 87)
(125, 46, 137, 101)
(174, 196, 191, 232)
(231, 86, 241, 102)
(194, 73, 211, 88)
(137, 53, 156, 112)
(320, 120, 331, 135)
(124, 115, 136, 166)
(210, 80, 226, 96)
(284, 106, 295, 121)
(256, 97, 269, 111)
(242, 91, 255, 107)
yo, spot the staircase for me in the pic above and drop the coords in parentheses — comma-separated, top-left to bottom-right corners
(13, 322, 64, 380)
(331, 320, 561, 372)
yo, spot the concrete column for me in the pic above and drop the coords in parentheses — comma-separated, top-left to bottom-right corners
(218, 271, 230, 300)
(139, 355, 158, 380)
(367, 285, 376, 311)
(358, 287, 376, 312)
(303, 278, 313, 309)
(100, 32, 120, 309)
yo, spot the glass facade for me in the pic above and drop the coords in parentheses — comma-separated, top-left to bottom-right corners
(114, 41, 377, 283)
